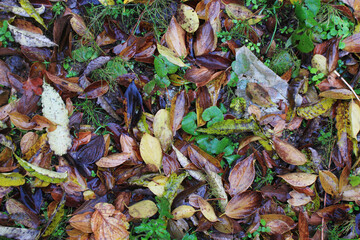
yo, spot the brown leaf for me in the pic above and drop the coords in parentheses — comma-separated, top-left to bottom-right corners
(188, 144, 222, 173)
(316, 204, 351, 220)
(319, 89, 355, 99)
(197, 196, 218, 222)
(342, 32, 360, 53)
(176, 4, 199, 33)
(194, 21, 216, 56)
(91, 203, 129, 240)
(246, 82, 275, 108)
(185, 66, 215, 86)
(9, 112, 37, 130)
(6, 198, 40, 229)
(96, 152, 132, 168)
(96, 30, 117, 47)
(327, 38, 339, 73)
(298, 210, 309, 240)
(78, 81, 109, 99)
(20, 132, 38, 155)
(69, 211, 93, 233)
(319, 170, 339, 196)
(225, 191, 262, 219)
(196, 54, 231, 70)
(260, 214, 296, 235)
(13, 19, 42, 34)
(287, 190, 312, 207)
(164, 16, 187, 57)
(45, 71, 83, 93)
(278, 172, 317, 187)
(206, 71, 227, 105)
(272, 136, 307, 165)
(69, 13, 94, 40)
(339, 166, 350, 193)
(228, 154, 255, 196)
(170, 90, 187, 135)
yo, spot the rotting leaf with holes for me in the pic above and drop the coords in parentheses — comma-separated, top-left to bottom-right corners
(228, 154, 255, 196)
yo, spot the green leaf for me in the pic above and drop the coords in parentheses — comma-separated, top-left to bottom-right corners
(305, 0, 320, 16)
(72, 46, 98, 63)
(154, 74, 171, 88)
(182, 233, 198, 240)
(202, 106, 224, 127)
(144, 80, 156, 94)
(228, 71, 239, 87)
(297, 33, 314, 53)
(0, 172, 25, 187)
(349, 176, 360, 187)
(182, 112, 198, 135)
(14, 154, 68, 183)
(154, 55, 179, 78)
(19, 0, 47, 29)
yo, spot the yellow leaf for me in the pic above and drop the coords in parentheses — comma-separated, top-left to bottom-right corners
(197, 196, 218, 222)
(98, 0, 115, 6)
(349, 100, 360, 138)
(172, 205, 196, 220)
(176, 4, 199, 33)
(153, 109, 173, 151)
(128, 200, 158, 218)
(140, 133, 163, 170)
(157, 44, 187, 67)
(147, 175, 168, 197)
(319, 170, 339, 196)
(19, 0, 46, 29)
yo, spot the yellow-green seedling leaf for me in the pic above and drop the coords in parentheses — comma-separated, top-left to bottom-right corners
(349, 100, 360, 138)
(157, 44, 187, 67)
(0, 172, 25, 187)
(176, 4, 199, 33)
(128, 200, 158, 218)
(147, 175, 168, 197)
(42, 200, 65, 237)
(196, 118, 260, 135)
(172, 205, 196, 220)
(19, 0, 47, 29)
(98, 0, 115, 6)
(140, 133, 163, 171)
(297, 98, 336, 120)
(14, 154, 67, 183)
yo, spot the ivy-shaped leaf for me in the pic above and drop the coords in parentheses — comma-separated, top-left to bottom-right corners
(202, 106, 224, 127)
(182, 112, 198, 135)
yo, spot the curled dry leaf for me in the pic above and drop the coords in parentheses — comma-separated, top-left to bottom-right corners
(319, 170, 339, 196)
(172, 205, 196, 220)
(139, 133, 163, 171)
(278, 172, 317, 187)
(225, 191, 262, 219)
(197, 196, 218, 222)
(228, 154, 255, 196)
(176, 4, 199, 33)
(272, 136, 307, 165)
(260, 214, 296, 235)
(128, 200, 158, 219)
(153, 109, 173, 152)
(91, 203, 129, 240)
(69, 211, 93, 233)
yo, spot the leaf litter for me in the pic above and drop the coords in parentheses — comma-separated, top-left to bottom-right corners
(1, 0, 360, 239)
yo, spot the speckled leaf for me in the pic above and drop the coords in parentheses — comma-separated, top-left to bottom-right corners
(176, 4, 199, 33)
(42, 199, 65, 237)
(8, 25, 57, 47)
(260, 214, 296, 235)
(319, 89, 355, 99)
(297, 98, 336, 120)
(197, 118, 260, 135)
(14, 154, 67, 183)
(0, 172, 25, 187)
(336, 101, 353, 167)
(19, 0, 46, 29)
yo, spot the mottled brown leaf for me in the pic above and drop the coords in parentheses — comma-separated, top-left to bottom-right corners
(260, 214, 296, 235)
(225, 191, 262, 219)
(272, 136, 307, 165)
(319, 170, 339, 196)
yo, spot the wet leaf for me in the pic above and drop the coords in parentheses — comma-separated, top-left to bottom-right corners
(319, 89, 355, 99)
(96, 152, 131, 168)
(98, 0, 115, 6)
(19, 0, 46, 29)
(69, 212, 93, 233)
(194, 21, 216, 56)
(228, 154, 255, 196)
(176, 4, 199, 33)
(335, 101, 352, 168)
(157, 44, 187, 67)
(153, 109, 173, 151)
(197, 118, 260, 135)
(91, 203, 129, 240)
(287, 190, 312, 206)
(164, 16, 187, 57)
(139, 133, 163, 170)
(197, 196, 218, 222)
(272, 136, 307, 165)
(343, 32, 360, 53)
(170, 90, 186, 134)
(6, 198, 40, 228)
(246, 82, 275, 108)
(349, 100, 360, 138)
(0, 172, 25, 187)
(42, 200, 65, 237)
(260, 214, 296, 235)
(8, 25, 57, 48)
(172, 205, 196, 220)
(9, 112, 37, 130)
(69, 13, 94, 40)
(278, 172, 317, 187)
(319, 170, 339, 196)
(45, 71, 83, 93)
(128, 200, 158, 218)
(225, 191, 262, 219)
(15, 154, 68, 183)
(147, 175, 168, 197)
(78, 81, 109, 99)
(124, 81, 143, 129)
(297, 98, 336, 120)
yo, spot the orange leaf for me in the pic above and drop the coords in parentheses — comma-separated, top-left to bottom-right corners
(272, 136, 307, 165)
(69, 212, 93, 233)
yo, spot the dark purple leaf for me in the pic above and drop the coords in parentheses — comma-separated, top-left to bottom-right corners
(124, 81, 143, 130)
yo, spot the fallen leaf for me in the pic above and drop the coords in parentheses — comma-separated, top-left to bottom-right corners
(69, 212, 93, 233)
(349, 100, 360, 138)
(153, 109, 173, 152)
(172, 205, 196, 220)
(139, 133, 163, 170)
(176, 4, 199, 33)
(8, 25, 57, 48)
(96, 152, 132, 168)
(260, 214, 296, 235)
(164, 16, 187, 57)
(319, 170, 339, 196)
(197, 196, 218, 222)
(147, 175, 168, 196)
(157, 44, 187, 67)
(194, 21, 216, 56)
(225, 191, 262, 219)
(228, 154, 255, 196)
(272, 136, 307, 165)
(287, 190, 312, 206)
(128, 200, 158, 218)
(19, 0, 46, 29)
(278, 172, 317, 187)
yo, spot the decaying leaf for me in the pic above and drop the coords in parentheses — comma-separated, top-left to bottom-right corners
(297, 98, 336, 120)
(128, 200, 158, 218)
(349, 100, 360, 138)
(69, 212, 93, 233)
(260, 214, 296, 235)
(197, 196, 218, 222)
(0, 172, 25, 187)
(139, 133, 163, 170)
(278, 172, 317, 187)
(225, 191, 262, 219)
(287, 190, 312, 206)
(147, 175, 168, 197)
(272, 136, 307, 165)
(176, 4, 199, 33)
(153, 109, 173, 151)
(19, 0, 47, 29)
(319, 170, 339, 196)
(8, 25, 57, 48)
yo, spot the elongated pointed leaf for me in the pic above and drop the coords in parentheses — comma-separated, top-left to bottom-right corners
(8, 25, 57, 47)
(19, 0, 46, 29)
(197, 118, 260, 135)
(14, 154, 67, 183)
(0, 172, 25, 187)
(272, 136, 307, 165)
(228, 154, 255, 196)
(225, 191, 262, 219)
(297, 98, 336, 120)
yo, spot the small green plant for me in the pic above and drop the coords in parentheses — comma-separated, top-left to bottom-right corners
(308, 67, 325, 85)
(245, 219, 271, 239)
(0, 21, 14, 47)
(63, 57, 79, 78)
(217, 20, 256, 45)
(255, 168, 275, 188)
(245, 0, 268, 10)
(317, 129, 332, 143)
(52, 2, 65, 16)
(245, 39, 261, 54)
(348, 202, 360, 213)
